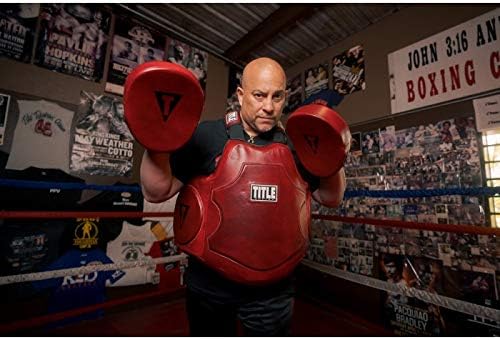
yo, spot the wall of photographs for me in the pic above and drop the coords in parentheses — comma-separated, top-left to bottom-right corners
(307, 114, 500, 335)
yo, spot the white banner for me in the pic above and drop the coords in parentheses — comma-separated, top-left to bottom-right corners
(473, 94, 500, 132)
(388, 8, 500, 114)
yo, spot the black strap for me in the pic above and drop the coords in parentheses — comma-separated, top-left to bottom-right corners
(224, 112, 287, 144)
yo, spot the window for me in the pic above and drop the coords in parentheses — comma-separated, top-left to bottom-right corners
(482, 129, 500, 227)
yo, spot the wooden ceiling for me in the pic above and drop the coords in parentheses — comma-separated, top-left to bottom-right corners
(119, 4, 405, 70)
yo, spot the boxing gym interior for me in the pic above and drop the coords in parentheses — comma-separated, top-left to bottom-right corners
(1, 3, 500, 336)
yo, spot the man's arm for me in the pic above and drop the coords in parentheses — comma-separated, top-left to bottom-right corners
(140, 150, 183, 203)
(312, 167, 346, 208)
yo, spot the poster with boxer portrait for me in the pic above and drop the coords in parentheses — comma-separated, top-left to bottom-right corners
(331, 45, 366, 95)
(34, 4, 111, 82)
(0, 4, 39, 62)
(304, 62, 328, 98)
(186, 47, 208, 91)
(166, 38, 208, 91)
(284, 73, 303, 115)
(70, 92, 134, 177)
(105, 17, 166, 95)
(225, 65, 242, 114)
(378, 254, 446, 336)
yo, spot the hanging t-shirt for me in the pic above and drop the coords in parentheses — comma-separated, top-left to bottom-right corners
(0, 167, 84, 211)
(61, 183, 144, 252)
(33, 249, 124, 326)
(148, 238, 185, 291)
(6, 99, 74, 172)
(0, 220, 65, 275)
(0, 220, 67, 302)
(142, 193, 178, 239)
(106, 221, 157, 287)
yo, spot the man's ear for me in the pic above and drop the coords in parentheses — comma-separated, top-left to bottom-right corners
(236, 86, 244, 107)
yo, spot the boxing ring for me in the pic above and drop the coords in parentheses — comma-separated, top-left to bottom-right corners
(0, 179, 499, 334)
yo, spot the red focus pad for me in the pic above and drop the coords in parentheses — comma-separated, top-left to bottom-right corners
(124, 61, 204, 152)
(286, 104, 351, 177)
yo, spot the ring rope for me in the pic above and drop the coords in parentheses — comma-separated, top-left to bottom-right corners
(0, 254, 187, 286)
(0, 211, 173, 219)
(0, 178, 141, 192)
(302, 259, 500, 322)
(2, 178, 500, 198)
(344, 186, 500, 198)
(313, 214, 500, 236)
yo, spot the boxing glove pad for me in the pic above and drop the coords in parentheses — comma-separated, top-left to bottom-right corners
(286, 104, 351, 177)
(124, 61, 204, 152)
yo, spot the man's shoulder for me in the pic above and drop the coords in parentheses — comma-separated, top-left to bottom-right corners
(193, 118, 227, 142)
(197, 118, 225, 132)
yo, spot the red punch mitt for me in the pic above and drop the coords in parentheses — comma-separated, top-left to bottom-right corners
(124, 61, 204, 152)
(286, 104, 351, 177)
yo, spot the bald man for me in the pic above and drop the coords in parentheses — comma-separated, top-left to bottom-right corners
(140, 57, 346, 336)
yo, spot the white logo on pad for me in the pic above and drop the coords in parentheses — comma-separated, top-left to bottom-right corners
(250, 184, 278, 202)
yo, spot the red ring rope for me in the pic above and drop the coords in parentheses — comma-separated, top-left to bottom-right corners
(314, 214, 500, 236)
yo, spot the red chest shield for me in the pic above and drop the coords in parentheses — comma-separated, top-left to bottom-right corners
(173, 140, 311, 285)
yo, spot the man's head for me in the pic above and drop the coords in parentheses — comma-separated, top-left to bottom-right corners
(125, 41, 132, 51)
(237, 57, 287, 137)
(193, 52, 204, 67)
(174, 45, 185, 61)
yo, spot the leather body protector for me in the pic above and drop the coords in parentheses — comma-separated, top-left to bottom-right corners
(173, 113, 311, 285)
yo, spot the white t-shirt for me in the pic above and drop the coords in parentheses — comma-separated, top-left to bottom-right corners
(6, 100, 74, 172)
(143, 193, 178, 239)
(106, 221, 157, 286)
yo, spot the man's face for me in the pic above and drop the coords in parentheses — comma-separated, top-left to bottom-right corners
(175, 46, 184, 60)
(237, 65, 286, 136)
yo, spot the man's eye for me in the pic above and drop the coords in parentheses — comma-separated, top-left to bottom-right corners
(273, 93, 284, 101)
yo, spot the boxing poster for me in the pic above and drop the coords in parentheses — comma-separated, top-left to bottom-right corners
(166, 38, 208, 91)
(0, 93, 10, 145)
(304, 63, 328, 98)
(105, 17, 166, 95)
(284, 73, 303, 114)
(0, 4, 39, 62)
(70, 92, 134, 177)
(225, 65, 242, 114)
(331, 45, 366, 95)
(379, 254, 446, 336)
(34, 4, 110, 82)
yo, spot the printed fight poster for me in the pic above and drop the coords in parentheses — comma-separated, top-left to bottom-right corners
(331, 45, 366, 95)
(379, 254, 446, 336)
(166, 38, 208, 91)
(284, 73, 303, 114)
(225, 65, 242, 114)
(105, 17, 166, 95)
(304, 62, 328, 98)
(70, 92, 134, 177)
(0, 93, 10, 145)
(0, 4, 39, 62)
(35, 4, 110, 82)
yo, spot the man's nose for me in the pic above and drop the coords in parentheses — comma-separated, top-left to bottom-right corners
(262, 96, 274, 114)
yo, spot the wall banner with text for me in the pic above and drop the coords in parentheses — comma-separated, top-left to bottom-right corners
(388, 8, 500, 114)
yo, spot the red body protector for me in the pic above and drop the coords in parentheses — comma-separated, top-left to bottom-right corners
(173, 113, 311, 285)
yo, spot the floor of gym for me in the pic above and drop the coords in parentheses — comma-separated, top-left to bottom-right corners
(38, 293, 391, 336)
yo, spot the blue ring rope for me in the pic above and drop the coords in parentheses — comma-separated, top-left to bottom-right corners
(0, 179, 141, 192)
(1, 178, 499, 197)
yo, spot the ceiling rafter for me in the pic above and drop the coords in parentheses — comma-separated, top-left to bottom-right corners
(224, 4, 319, 62)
